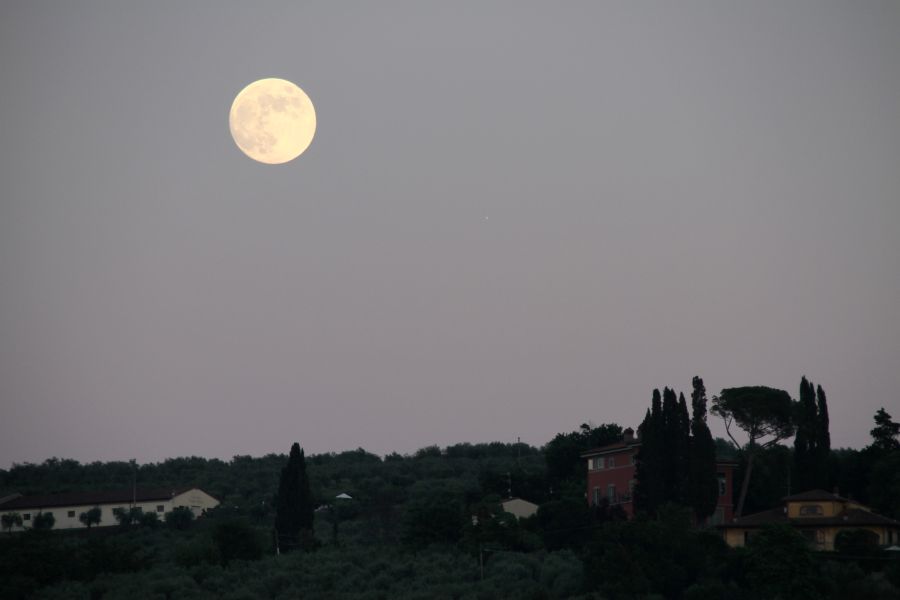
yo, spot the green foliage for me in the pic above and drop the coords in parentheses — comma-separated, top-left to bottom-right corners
(635, 384, 702, 516)
(165, 506, 194, 530)
(78, 507, 101, 529)
(402, 480, 466, 545)
(274, 443, 315, 552)
(32, 511, 55, 531)
(462, 498, 539, 553)
(634, 390, 665, 514)
(138, 511, 159, 528)
(743, 525, 819, 600)
(690, 376, 719, 521)
(174, 535, 221, 568)
(0, 425, 895, 600)
(868, 450, 900, 519)
(713, 386, 794, 447)
(536, 497, 592, 551)
(713, 386, 794, 516)
(733, 444, 792, 515)
(834, 528, 881, 559)
(211, 519, 265, 565)
(112, 506, 144, 527)
(794, 376, 818, 490)
(585, 504, 730, 599)
(794, 377, 833, 491)
(870, 408, 900, 452)
(1, 512, 22, 533)
(538, 549, 584, 598)
(544, 422, 622, 486)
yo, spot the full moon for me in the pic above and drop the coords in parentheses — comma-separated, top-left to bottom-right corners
(229, 78, 316, 164)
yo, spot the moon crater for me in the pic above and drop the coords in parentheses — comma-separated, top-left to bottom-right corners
(229, 78, 316, 164)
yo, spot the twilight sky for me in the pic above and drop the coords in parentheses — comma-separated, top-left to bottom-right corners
(1, 1, 898, 466)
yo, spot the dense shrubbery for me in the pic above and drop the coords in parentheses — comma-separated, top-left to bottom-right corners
(1, 408, 898, 599)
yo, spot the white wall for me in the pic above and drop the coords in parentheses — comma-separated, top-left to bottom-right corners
(1, 488, 219, 531)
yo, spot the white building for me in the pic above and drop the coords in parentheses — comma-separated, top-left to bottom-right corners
(500, 497, 538, 520)
(0, 487, 219, 531)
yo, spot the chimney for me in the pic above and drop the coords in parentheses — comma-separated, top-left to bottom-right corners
(623, 428, 635, 443)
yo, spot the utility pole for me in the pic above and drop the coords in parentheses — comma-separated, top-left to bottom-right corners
(130, 459, 137, 507)
(479, 544, 484, 580)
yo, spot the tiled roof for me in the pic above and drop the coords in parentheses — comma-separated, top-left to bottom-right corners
(782, 489, 849, 502)
(581, 442, 737, 467)
(721, 507, 788, 527)
(0, 487, 196, 510)
(581, 441, 640, 457)
(720, 507, 900, 529)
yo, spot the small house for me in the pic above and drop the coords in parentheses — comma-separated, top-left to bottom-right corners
(719, 489, 900, 551)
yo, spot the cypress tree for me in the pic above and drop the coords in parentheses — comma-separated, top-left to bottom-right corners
(676, 392, 691, 503)
(815, 385, 831, 452)
(793, 376, 818, 491)
(688, 376, 718, 522)
(634, 408, 653, 514)
(661, 387, 681, 503)
(815, 385, 831, 487)
(634, 390, 665, 515)
(275, 443, 315, 552)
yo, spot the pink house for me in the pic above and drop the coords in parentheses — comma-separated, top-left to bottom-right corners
(581, 428, 736, 524)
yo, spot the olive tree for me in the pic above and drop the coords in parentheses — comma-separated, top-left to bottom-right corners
(32, 511, 55, 531)
(79, 506, 102, 529)
(1, 512, 23, 534)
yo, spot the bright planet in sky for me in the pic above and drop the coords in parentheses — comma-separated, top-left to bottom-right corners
(229, 78, 316, 164)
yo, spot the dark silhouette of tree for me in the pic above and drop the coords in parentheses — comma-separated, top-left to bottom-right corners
(1, 512, 22, 534)
(274, 442, 315, 552)
(793, 376, 818, 491)
(712, 386, 793, 517)
(139, 511, 159, 528)
(112, 507, 142, 527)
(793, 378, 833, 491)
(688, 376, 718, 522)
(164, 506, 194, 530)
(545, 423, 622, 486)
(870, 408, 900, 452)
(637, 387, 691, 511)
(675, 392, 691, 504)
(634, 390, 665, 515)
(402, 480, 466, 546)
(211, 519, 264, 565)
(866, 408, 900, 519)
(79, 506, 101, 529)
(32, 511, 55, 531)
(814, 384, 831, 486)
(815, 385, 830, 454)
(744, 525, 819, 600)
(834, 528, 881, 559)
(868, 450, 900, 519)
(661, 388, 680, 504)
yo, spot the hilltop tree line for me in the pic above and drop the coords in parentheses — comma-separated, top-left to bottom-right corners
(1, 377, 899, 599)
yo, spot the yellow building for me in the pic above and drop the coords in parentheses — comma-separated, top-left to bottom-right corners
(719, 489, 900, 551)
